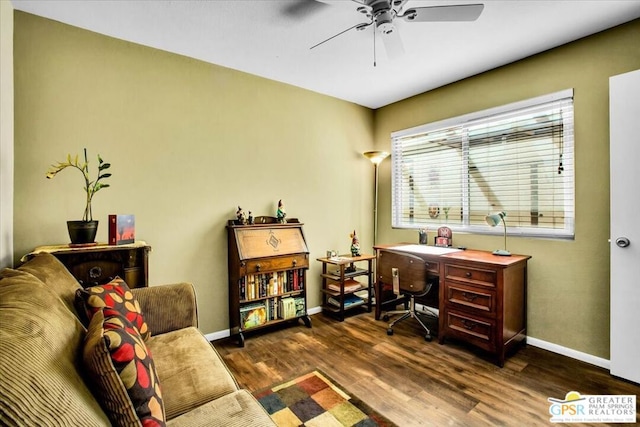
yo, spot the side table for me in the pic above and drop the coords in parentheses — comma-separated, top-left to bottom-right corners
(21, 241, 151, 288)
(317, 254, 375, 321)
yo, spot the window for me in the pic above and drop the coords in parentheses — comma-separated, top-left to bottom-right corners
(391, 89, 574, 239)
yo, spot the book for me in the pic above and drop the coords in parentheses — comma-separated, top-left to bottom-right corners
(327, 279, 362, 293)
(108, 214, 135, 245)
(279, 297, 297, 319)
(330, 268, 365, 277)
(240, 303, 267, 329)
(354, 290, 372, 303)
(294, 297, 306, 317)
(328, 294, 364, 308)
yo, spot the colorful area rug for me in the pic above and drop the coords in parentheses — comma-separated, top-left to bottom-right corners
(253, 370, 397, 427)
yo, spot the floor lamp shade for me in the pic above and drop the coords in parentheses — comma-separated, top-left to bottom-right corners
(363, 151, 390, 165)
(363, 151, 389, 246)
(485, 211, 511, 256)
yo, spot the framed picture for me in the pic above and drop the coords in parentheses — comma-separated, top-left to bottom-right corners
(108, 214, 135, 245)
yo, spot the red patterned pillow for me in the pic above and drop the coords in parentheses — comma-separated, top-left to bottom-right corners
(83, 308, 165, 427)
(76, 277, 150, 340)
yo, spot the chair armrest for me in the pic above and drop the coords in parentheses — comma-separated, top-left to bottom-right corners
(132, 283, 198, 335)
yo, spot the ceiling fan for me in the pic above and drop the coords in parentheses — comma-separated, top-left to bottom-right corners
(307, 0, 484, 62)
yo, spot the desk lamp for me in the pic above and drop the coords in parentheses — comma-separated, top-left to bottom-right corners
(485, 211, 511, 256)
(363, 151, 390, 246)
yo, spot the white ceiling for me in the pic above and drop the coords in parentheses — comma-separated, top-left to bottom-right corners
(11, 0, 640, 109)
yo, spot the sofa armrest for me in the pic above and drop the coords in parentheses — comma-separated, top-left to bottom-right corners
(132, 283, 198, 336)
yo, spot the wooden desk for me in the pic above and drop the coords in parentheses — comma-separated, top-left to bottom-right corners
(374, 244, 530, 366)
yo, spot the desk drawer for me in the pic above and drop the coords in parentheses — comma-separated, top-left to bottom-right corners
(423, 260, 440, 275)
(242, 255, 308, 274)
(444, 264, 497, 288)
(445, 310, 494, 350)
(445, 282, 495, 314)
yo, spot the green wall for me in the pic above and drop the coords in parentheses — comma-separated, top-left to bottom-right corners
(0, 0, 14, 269)
(12, 10, 640, 359)
(374, 19, 640, 359)
(13, 11, 375, 336)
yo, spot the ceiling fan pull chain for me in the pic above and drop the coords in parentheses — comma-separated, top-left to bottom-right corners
(373, 25, 377, 67)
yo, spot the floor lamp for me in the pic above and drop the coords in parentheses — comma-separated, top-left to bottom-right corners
(363, 151, 390, 246)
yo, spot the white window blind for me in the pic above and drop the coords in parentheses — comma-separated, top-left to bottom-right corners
(391, 89, 575, 239)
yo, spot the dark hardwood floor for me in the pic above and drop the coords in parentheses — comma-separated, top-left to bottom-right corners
(213, 311, 639, 426)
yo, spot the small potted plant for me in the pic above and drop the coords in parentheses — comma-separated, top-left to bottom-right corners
(46, 148, 111, 244)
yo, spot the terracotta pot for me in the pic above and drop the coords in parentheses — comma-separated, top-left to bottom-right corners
(67, 220, 99, 244)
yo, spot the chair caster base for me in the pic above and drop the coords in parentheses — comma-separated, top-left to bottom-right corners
(387, 328, 394, 336)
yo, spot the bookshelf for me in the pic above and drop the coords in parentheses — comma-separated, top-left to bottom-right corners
(317, 254, 375, 321)
(227, 218, 311, 347)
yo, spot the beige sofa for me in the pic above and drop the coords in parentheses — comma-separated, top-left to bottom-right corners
(0, 253, 275, 426)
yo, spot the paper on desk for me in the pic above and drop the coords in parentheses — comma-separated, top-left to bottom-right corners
(388, 244, 462, 255)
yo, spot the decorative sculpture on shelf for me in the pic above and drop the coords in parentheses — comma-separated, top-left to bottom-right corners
(236, 206, 247, 225)
(276, 199, 287, 223)
(350, 230, 361, 257)
(247, 211, 254, 225)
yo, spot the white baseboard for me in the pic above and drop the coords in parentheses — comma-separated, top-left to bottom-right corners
(205, 330, 229, 342)
(307, 305, 322, 315)
(526, 336, 610, 370)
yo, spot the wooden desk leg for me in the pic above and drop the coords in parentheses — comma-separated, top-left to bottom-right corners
(375, 279, 382, 320)
(367, 259, 373, 313)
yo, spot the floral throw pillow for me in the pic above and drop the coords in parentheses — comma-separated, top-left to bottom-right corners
(76, 277, 151, 341)
(83, 308, 165, 427)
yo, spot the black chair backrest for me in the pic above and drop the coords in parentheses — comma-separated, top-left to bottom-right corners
(378, 250, 428, 294)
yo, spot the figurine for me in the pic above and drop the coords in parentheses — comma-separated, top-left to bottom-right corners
(350, 230, 361, 257)
(236, 206, 246, 225)
(276, 199, 287, 223)
(248, 211, 254, 225)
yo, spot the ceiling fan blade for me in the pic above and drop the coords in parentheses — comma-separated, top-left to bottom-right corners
(380, 24, 405, 59)
(401, 4, 484, 22)
(282, 0, 329, 18)
(310, 22, 371, 50)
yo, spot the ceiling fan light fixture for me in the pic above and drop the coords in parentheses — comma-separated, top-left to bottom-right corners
(378, 21, 395, 35)
(404, 9, 417, 21)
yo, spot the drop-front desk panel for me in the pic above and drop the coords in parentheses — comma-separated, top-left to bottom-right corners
(374, 244, 530, 367)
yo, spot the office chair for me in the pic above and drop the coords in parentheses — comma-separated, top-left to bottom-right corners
(378, 250, 436, 341)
